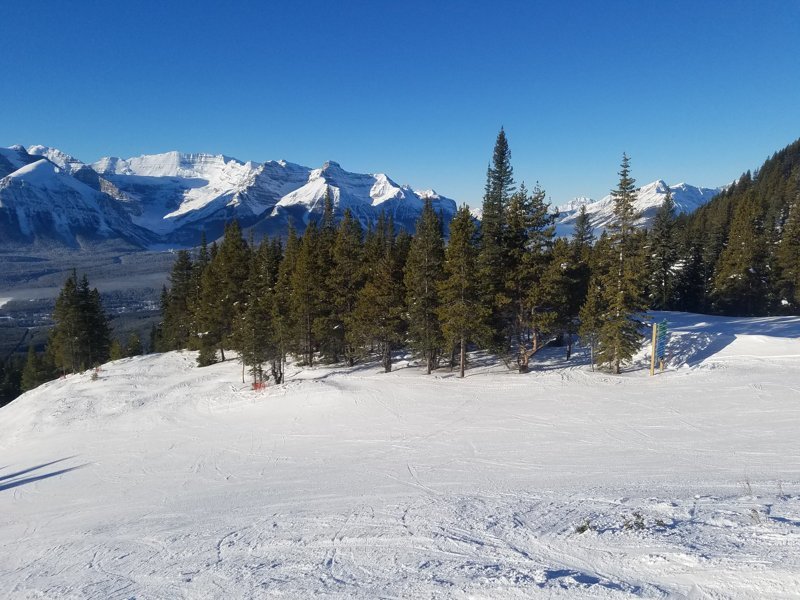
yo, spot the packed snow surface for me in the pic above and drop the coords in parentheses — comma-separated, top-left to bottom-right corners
(2, 312, 800, 598)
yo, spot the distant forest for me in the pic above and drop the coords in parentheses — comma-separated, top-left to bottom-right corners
(3, 131, 799, 403)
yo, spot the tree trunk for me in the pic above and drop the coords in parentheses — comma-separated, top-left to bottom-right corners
(459, 336, 466, 378)
(383, 344, 392, 373)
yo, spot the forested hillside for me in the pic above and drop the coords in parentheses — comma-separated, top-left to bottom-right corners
(676, 138, 800, 315)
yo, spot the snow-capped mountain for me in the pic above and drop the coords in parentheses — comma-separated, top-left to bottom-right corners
(0, 145, 458, 249)
(555, 180, 722, 237)
(0, 156, 153, 248)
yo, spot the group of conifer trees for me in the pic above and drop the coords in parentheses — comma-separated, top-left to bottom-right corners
(15, 271, 116, 393)
(12, 131, 798, 398)
(154, 130, 655, 379)
(658, 138, 800, 316)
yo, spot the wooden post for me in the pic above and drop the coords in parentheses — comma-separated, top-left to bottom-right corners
(650, 323, 657, 376)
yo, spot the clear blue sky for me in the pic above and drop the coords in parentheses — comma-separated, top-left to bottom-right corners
(4, 0, 800, 206)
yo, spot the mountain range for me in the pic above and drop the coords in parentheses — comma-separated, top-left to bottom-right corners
(0, 145, 458, 249)
(0, 144, 722, 250)
(554, 180, 723, 237)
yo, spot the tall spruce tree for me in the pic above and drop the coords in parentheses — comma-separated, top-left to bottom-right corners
(594, 154, 647, 374)
(648, 188, 678, 309)
(438, 205, 489, 377)
(404, 199, 445, 374)
(291, 222, 325, 366)
(159, 249, 194, 351)
(312, 188, 340, 362)
(478, 128, 515, 349)
(352, 219, 406, 372)
(332, 210, 365, 366)
(195, 222, 251, 365)
(508, 183, 556, 371)
(21, 344, 49, 392)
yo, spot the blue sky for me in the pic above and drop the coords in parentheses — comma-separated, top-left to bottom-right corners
(3, 0, 800, 206)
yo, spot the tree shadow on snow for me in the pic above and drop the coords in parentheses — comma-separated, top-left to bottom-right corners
(0, 457, 87, 492)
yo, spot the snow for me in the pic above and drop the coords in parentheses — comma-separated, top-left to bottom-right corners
(26, 145, 84, 174)
(1, 312, 800, 598)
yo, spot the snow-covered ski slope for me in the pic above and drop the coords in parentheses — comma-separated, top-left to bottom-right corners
(1, 312, 800, 599)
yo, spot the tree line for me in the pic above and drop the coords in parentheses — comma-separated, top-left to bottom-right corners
(6, 130, 798, 403)
(1, 270, 145, 404)
(153, 129, 651, 381)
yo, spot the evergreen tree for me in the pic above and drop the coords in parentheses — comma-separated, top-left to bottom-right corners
(404, 199, 445, 373)
(775, 193, 800, 310)
(49, 271, 111, 374)
(20, 345, 47, 392)
(125, 332, 143, 357)
(332, 210, 365, 366)
(291, 222, 324, 366)
(160, 250, 194, 350)
(312, 188, 340, 362)
(438, 205, 489, 377)
(230, 241, 280, 385)
(195, 222, 251, 365)
(572, 204, 594, 251)
(507, 183, 556, 371)
(594, 154, 647, 374)
(477, 128, 515, 348)
(352, 222, 406, 372)
(712, 193, 768, 315)
(272, 226, 300, 382)
(648, 188, 678, 309)
(109, 339, 125, 361)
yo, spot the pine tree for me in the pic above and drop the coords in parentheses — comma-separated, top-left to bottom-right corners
(49, 271, 111, 374)
(648, 188, 678, 309)
(438, 205, 489, 377)
(272, 226, 299, 382)
(125, 332, 143, 357)
(312, 188, 340, 362)
(109, 339, 125, 361)
(352, 222, 406, 372)
(535, 238, 581, 359)
(404, 199, 445, 373)
(569, 205, 594, 314)
(230, 241, 280, 385)
(291, 222, 324, 366)
(478, 128, 515, 349)
(21, 345, 46, 392)
(194, 222, 251, 365)
(594, 154, 647, 374)
(572, 204, 594, 251)
(332, 210, 365, 366)
(160, 250, 194, 350)
(507, 183, 556, 371)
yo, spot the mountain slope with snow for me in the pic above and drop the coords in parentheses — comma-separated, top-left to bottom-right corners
(0, 145, 458, 247)
(555, 180, 722, 237)
(0, 158, 151, 248)
(1, 312, 799, 598)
